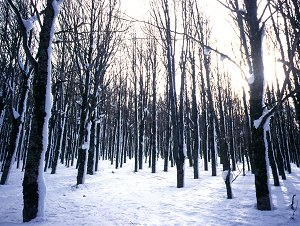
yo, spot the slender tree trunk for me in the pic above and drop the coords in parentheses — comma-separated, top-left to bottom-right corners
(266, 131, 280, 186)
(151, 51, 157, 174)
(217, 68, 232, 198)
(200, 75, 208, 171)
(190, 55, 199, 179)
(1, 70, 30, 184)
(87, 119, 96, 175)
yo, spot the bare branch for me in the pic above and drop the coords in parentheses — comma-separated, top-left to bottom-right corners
(6, 0, 38, 67)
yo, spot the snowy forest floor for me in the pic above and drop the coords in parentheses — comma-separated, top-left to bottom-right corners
(1, 159, 300, 226)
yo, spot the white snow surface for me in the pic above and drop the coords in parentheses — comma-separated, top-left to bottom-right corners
(1, 159, 300, 226)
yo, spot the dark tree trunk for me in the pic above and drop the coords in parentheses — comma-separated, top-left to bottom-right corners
(87, 119, 96, 175)
(271, 123, 286, 180)
(242, 89, 253, 172)
(51, 104, 66, 174)
(115, 90, 121, 169)
(94, 123, 100, 171)
(164, 105, 170, 172)
(44, 115, 55, 172)
(19, 0, 58, 221)
(132, 37, 139, 173)
(0, 117, 20, 184)
(185, 98, 193, 167)
(266, 131, 280, 186)
(1, 68, 30, 184)
(203, 53, 216, 176)
(138, 94, 144, 170)
(200, 79, 208, 171)
(191, 55, 199, 179)
(216, 68, 232, 198)
(151, 51, 157, 174)
(244, 0, 271, 210)
(60, 115, 68, 165)
(227, 106, 236, 171)
(76, 97, 89, 185)
(278, 113, 291, 173)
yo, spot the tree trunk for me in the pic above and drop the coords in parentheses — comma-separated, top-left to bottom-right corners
(245, 0, 271, 210)
(151, 52, 157, 174)
(191, 55, 199, 179)
(20, 0, 60, 221)
(217, 68, 232, 198)
(266, 131, 280, 186)
(87, 119, 96, 175)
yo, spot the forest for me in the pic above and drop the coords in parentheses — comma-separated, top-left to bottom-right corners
(0, 0, 300, 224)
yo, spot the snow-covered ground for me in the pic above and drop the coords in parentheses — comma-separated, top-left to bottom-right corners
(0, 159, 300, 226)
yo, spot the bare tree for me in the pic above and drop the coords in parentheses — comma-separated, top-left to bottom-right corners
(240, 0, 271, 210)
(151, 0, 185, 187)
(6, 0, 64, 221)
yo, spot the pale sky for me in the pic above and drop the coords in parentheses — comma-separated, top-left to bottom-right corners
(120, 0, 280, 92)
(121, 0, 248, 91)
(121, 0, 233, 43)
(121, 0, 149, 20)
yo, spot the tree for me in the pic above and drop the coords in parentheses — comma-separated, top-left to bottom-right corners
(0, 0, 32, 185)
(151, 0, 185, 188)
(6, 0, 64, 221)
(220, 0, 272, 209)
(69, 0, 124, 184)
(244, 0, 271, 210)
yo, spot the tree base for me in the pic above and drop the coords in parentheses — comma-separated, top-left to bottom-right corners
(176, 160, 184, 188)
(23, 181, 38, 222)
(257, 195, 271, 210)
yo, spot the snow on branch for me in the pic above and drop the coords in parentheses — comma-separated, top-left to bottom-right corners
(253, 108, 273, 129)
(253, 87, 300, 129)
(22, 16, 37, 32)
(6, 0, 37, 67)
(247, 73, 254, 84)
(12, 107, 20, 119)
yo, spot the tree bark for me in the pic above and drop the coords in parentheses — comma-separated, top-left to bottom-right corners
(19, 0, 60, 221)
(244, 0, 271, 210)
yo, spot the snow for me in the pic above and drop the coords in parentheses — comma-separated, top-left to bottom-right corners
(1, 159, 300, 226)
(220, 53, 227, 62)
(81, 121, 91, 150)
(12, 108, 20, 119)
(0, 108, 5, 129)
(222, 170, 233, 182)
(17, 52, 25, 72)
(247, 73, 255, 84)
(81, 121, 92, 184)
(253, 108, 272, 129)
(183, 140, 187, 157)
(20, 72, 32, 123)
(263, 113, 273, 209)
(22, 16, 37, 32)
(204, 46, 211, 55)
